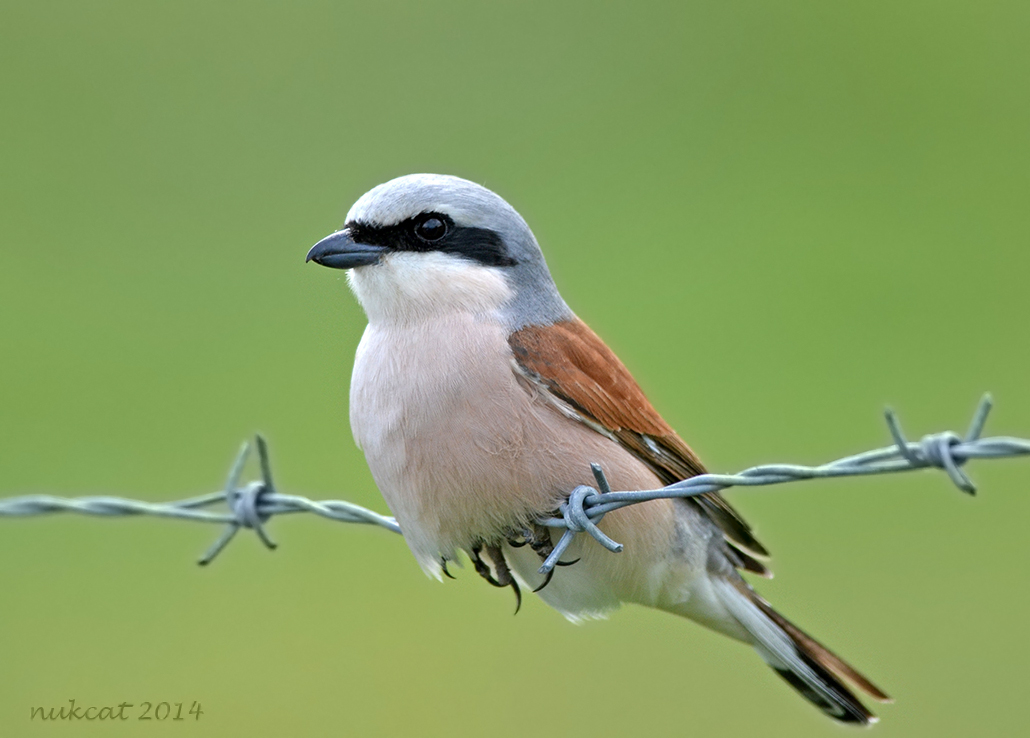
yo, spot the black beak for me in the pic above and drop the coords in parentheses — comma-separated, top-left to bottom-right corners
(306, 230, 386, 269)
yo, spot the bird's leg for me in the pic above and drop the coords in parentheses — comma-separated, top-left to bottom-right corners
(485, 544, 522, 614)
(525, 523, 581, 567)
(503, 524, 554, 559)
(504, 523, 580, 593)
(470, 542, 501, 586)
(471, 542, 522, 614)
(526, 523, 555, 561)
(503, 528, 530, 548)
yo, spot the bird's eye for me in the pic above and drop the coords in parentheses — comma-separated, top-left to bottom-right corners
(415, 216, 447, 242)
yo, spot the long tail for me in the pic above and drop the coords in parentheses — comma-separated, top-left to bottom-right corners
(713, 578, 891, 725)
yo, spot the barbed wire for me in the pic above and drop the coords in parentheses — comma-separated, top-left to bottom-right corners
(1, 395, 1027, 570)
(0, 436, 401, 565)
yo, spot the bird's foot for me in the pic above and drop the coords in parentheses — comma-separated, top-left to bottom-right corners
(470, 542, 522, 614)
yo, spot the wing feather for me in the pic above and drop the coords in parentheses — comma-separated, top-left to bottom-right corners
(509, 318, 769, 564)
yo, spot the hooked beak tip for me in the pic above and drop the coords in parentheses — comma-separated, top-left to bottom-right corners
(306, 229, 386, 269)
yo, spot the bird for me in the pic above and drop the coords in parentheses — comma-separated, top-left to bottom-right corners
(306, 173, 891, 724)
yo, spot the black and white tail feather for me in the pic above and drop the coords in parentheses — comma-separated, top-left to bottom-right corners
(713, 578, 891, 725)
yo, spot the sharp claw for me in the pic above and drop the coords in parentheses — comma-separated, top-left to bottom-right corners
(532, 567, 554, 593)
(555, 558, 581, 567)
(441, 558, 456, 580)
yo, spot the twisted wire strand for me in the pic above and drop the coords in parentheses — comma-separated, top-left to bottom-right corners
(1, 395, 1026, 569)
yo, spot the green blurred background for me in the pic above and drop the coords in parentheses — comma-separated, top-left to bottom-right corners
(2, 1, 1028, 736)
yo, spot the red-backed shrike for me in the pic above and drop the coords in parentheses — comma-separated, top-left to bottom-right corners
(307, 174, 889, 724)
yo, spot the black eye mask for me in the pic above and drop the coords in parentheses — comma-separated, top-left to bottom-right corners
(347, 212, 518, 268)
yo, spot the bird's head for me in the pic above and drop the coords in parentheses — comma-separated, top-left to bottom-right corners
(307, 174, 571, 328)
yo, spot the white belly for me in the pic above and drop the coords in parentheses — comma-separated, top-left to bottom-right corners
(349, 313, 713, 620)
(350, 314, 550, 552)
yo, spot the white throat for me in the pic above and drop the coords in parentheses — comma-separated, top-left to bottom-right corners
(347, 251, 514, 326)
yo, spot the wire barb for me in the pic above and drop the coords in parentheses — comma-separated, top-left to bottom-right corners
(197, 436, 279, 566)
(534, 394, 1025, 574)
(1, 396, 1027, 575)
